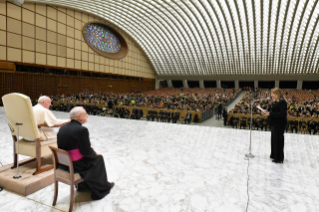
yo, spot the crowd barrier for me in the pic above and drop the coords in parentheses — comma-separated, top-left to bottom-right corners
(114, 105, 202, 122)
(201, 109, 214, 122)
(51, 101, 203, 122)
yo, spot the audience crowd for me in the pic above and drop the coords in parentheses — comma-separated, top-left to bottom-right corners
(227, 88, 319, 135)
(42, 88, 240, 123)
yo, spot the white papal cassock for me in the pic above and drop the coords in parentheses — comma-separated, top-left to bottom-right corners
(33, 104, 68, 141)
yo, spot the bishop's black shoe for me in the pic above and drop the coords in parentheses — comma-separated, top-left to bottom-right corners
(272, 159, 283, 163)
(106, 182, 115, 195)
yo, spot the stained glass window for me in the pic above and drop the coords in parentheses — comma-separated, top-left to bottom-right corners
(83, 23, 121, 53)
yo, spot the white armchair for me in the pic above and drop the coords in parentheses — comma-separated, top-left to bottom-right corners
(2, 93, 57, 175)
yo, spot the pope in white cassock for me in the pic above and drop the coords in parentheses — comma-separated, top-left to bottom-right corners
(33, 96, 70, 141)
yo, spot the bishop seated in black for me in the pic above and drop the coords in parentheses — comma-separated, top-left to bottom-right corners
(57, 106, 114, 200)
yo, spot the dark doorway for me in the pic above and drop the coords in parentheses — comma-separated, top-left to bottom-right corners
(302, 81, 319, 90)
(221, 81, 235, 88)
(172, 80, 183, 88)
(188, 81, 200, 88)
(258, 81, 275, 89)
(160, 80, 168, 88)
(239, 81, 254, 89)
(204, 81, 217, 88)
(279, 81, 297, 89)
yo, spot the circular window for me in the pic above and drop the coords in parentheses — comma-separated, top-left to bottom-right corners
(82, 22, 128, 59)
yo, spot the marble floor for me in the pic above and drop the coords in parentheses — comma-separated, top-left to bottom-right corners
(0, 108, 318, 212)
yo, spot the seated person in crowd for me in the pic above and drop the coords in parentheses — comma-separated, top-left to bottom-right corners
(232, 115, 239, 128)
(157, 110, 164, 122)
(184, 109, 192, 124)
(254, 115, 262, 130)
(57, 103, 67, 111)
(124, 108, 130, 118)
(113, 107, 121, 118)
(33, 96, 70, 141)
(66, 102, 74, 112)
(146, 110, 153, 121)
(167, 109, 174, 123)
(299, 117, 307, 134)
(100, 107, 107, 116)
(57, 107, 114, 200)
(240, 114, 247, 129)
(119, 107, 125, 118)
(131, 107, 138, 119)
(91, 106, 99, 115)
(161, 110, 167, 122)
(261, 117, 268, 131)
(136, 108, 143, 120)
(173, 110, 180, 123)
(290, 117, 299, 133)
(307, 117, 317, 135)
(150, 110, 157, 121)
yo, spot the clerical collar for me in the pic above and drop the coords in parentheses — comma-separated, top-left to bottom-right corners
(71, 120, 82, 125)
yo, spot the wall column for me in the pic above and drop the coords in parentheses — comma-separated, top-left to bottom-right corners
(167, 79, 173, 88)
(155, 79, 160, 89)
(217, 80, 221, 89)
(254, 80, 258, 88)
(297, 80, 303, 90)
(183, 79, 189, 88)
(275, 80, 279, 88)
(235, 80, 239, 89)
(199, 80, 205, 89)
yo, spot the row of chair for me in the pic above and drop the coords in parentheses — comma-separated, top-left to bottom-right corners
(227, 114, 319, 133)
(49, 100, 203, 122)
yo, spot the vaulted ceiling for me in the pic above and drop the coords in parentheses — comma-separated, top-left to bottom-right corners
(27, 0, 319, 76)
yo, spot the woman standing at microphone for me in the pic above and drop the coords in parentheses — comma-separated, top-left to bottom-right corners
(262, 88, 287, 163)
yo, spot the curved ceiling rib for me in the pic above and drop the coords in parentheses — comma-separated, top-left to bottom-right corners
(26, 0, 319, 76)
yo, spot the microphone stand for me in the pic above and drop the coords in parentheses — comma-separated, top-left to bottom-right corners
(245, 100, 256, 158)
(245, 97, 270, 158)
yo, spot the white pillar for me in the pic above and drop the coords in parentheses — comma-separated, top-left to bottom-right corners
(167, 79, 173, 88)
(199, 80, 205, 89)
(155, 79, 160, 89)
(217, 80, 221, 89)
(183, 79, 189, 88)
(275, 80, 279, 88)
(297, 80, 303, 90)
(235, 80, 239, 89)
(254, 80, 258, 88)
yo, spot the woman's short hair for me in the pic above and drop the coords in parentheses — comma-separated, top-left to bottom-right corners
(271, 88, 284, 99)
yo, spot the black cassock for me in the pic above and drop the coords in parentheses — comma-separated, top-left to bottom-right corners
(269, 99, 287, 162)
(57, 120, 113, 200)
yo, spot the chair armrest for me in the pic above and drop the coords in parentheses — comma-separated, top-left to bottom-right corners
(38, 124, 48, 128)
(38, 121, 69, 128)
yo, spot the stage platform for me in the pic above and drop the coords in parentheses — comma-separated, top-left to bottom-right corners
(0, 108, 318, 212)
(0, 157, 54, 196)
